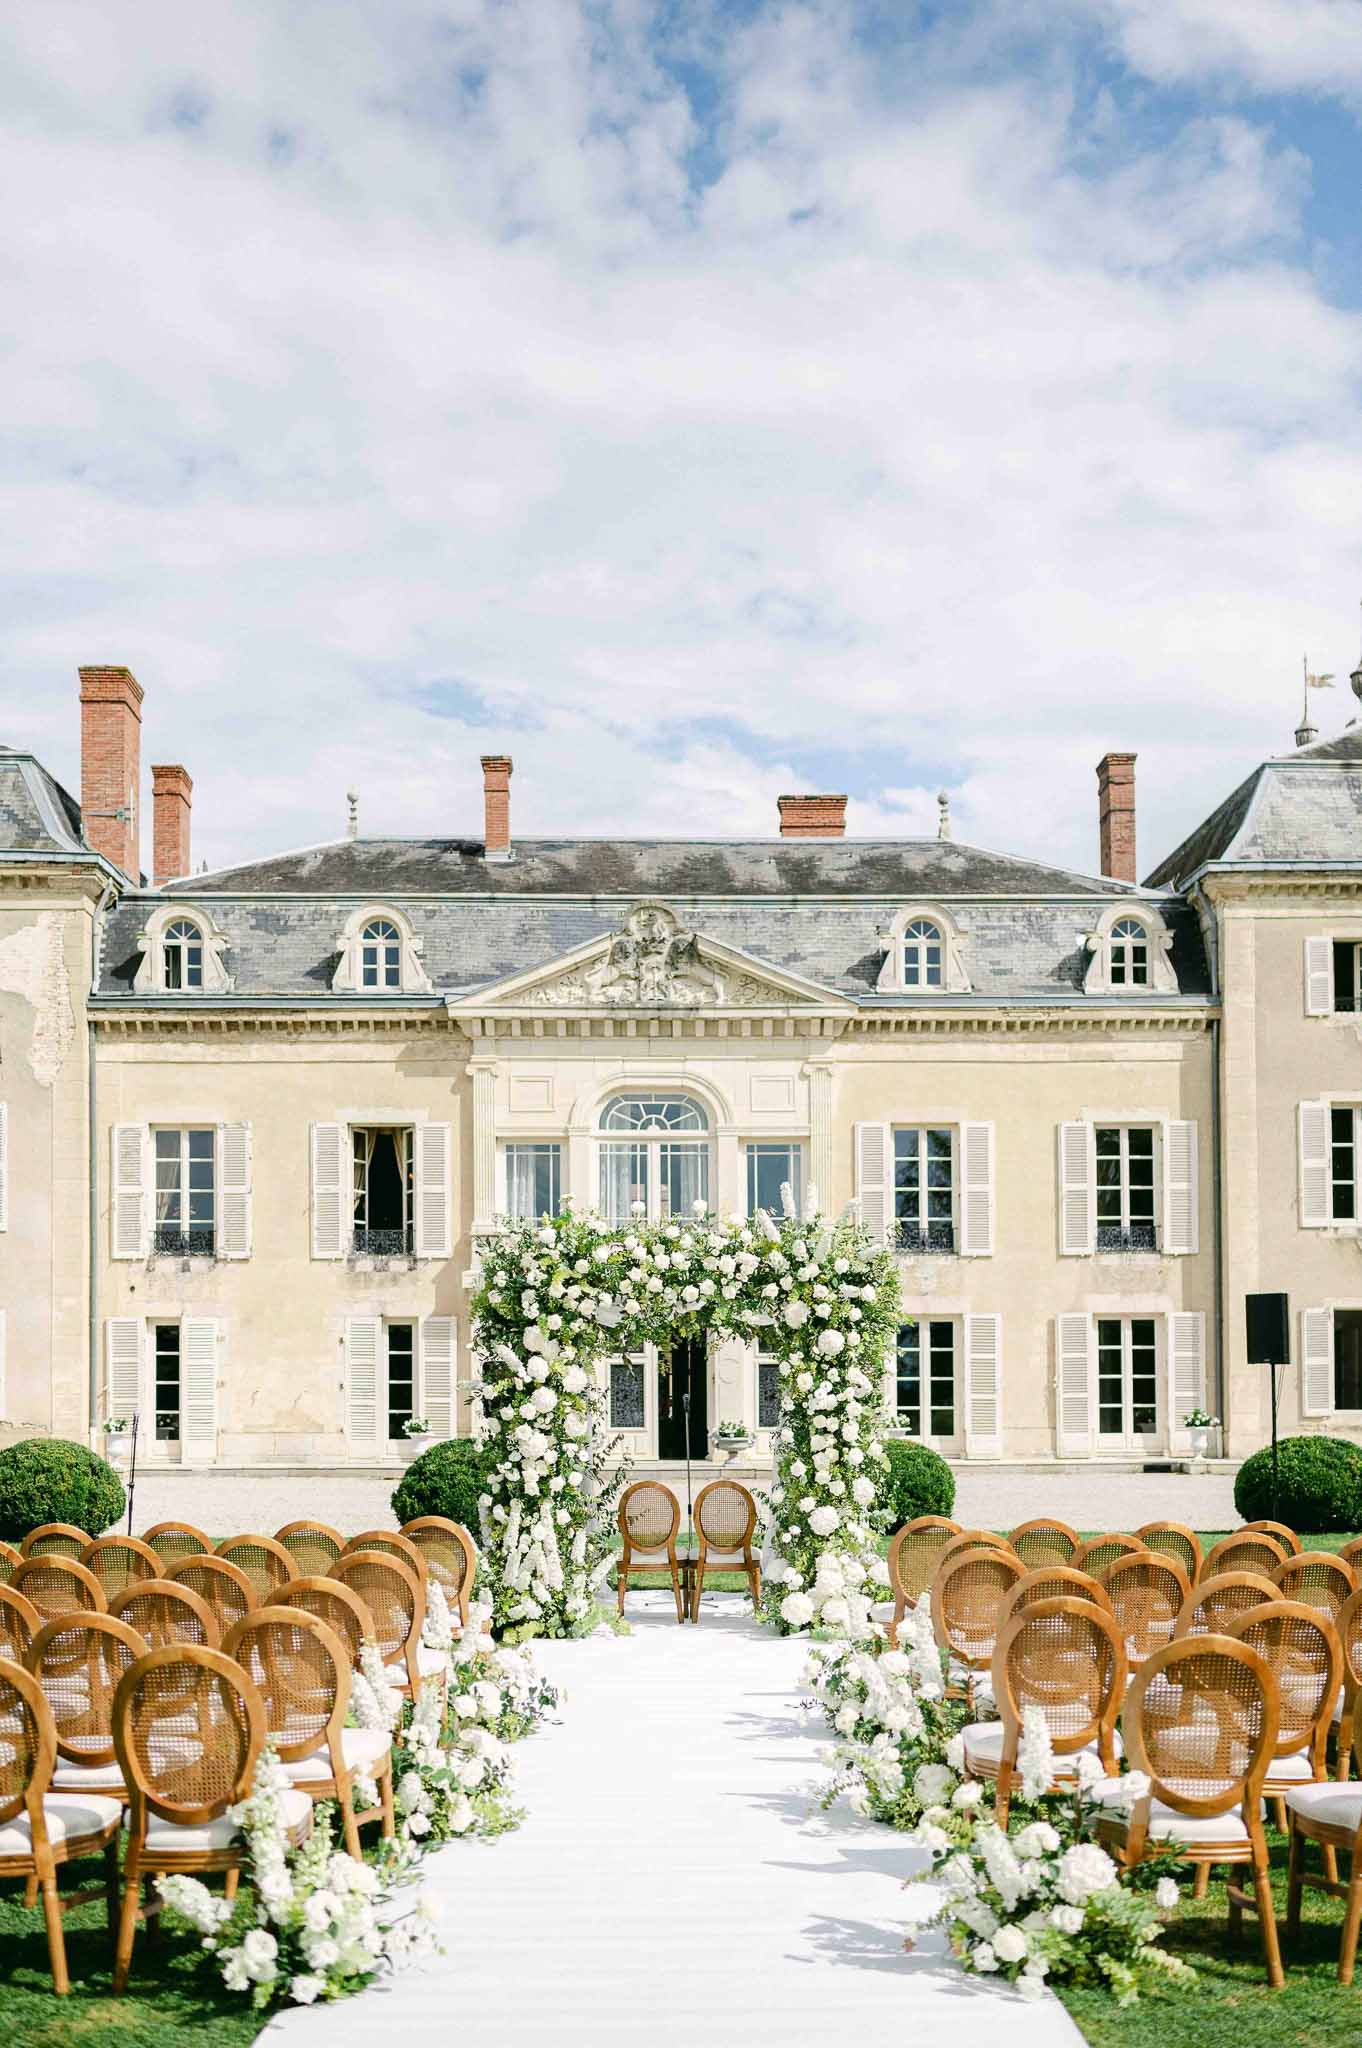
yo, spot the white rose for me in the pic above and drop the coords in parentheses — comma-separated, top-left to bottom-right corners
(1013, 1821, 1060, 1858)
(289, 1975, 325, 2005)
(972, 1941, 999, 1973)
(783, 1301, 810, 1328)
(816, 1328, 846, 1357)
(951, 1780, 983, 1810)
(780, 1593, 815, 1628)
(808, 1505, 839, 1536)
(993, 1926, 1028, 1965)
(1055, 1843, 1117, 1906)
(1155, 1877, 1180, 1911)
(1049, 1904, 1083, 1935)
(913, 1763, 955, 1806)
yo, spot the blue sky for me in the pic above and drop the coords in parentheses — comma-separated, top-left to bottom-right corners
(1, 0, 1360, 878)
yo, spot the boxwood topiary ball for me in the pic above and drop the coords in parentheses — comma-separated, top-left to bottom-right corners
(1232, 1434, 1362, 1534)
(881, 1439, 956, 1526)
(0, 1437, 125, 1544)
(391, 1437, 495, 1532)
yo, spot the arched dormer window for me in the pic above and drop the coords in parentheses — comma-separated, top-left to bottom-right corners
(1109, 917, 1149, 988)
(164, 918, 203, 991)
(1084, 903, 1178, 995)
(902, 917, 943, 989)
(132, 903, 233, 995)
(876, 906, 970, 994)
(360, 918, 402, 990)
(332, 905, 432, 995)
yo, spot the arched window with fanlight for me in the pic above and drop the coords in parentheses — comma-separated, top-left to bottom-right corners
(360, 918, 402, 990)
(163, 918, 203, 991)
(902, 917, 944, 990)
(1109, 917, 1149, 988)
(597, 1093, 710, 1222)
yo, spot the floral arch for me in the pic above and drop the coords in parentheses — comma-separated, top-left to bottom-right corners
(470, 1191, 902, 1636)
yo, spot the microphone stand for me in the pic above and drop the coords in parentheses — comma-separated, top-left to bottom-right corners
(125, 1411, 140, 1536)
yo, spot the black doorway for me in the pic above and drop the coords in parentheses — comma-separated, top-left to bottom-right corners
(657, 1337, 708, 1461)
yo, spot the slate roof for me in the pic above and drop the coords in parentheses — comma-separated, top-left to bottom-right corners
(1147, 729, 1362, 890)
(0, 749, 85, 855)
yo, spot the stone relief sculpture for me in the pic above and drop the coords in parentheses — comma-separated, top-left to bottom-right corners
(527, 902, 792, 1008)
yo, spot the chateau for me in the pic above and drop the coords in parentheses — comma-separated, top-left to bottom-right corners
(4, 662, 1362, 1480)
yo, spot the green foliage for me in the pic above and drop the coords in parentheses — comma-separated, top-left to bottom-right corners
(1232, 1434, 1362, 1533)
(0, 1437, 124, 1544)
(882, 1439, 955, 1524)
(390, 1437, 493, 1531)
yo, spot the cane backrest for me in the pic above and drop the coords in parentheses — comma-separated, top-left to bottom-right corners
(1240, 1520, 1302, 1556)
(695, 1481, 757, 1555)
(0, 1585, 39, 1665)
(1227, 1600, 1341, 1773)
(215, 1534, 294, 1601)
(0, 1541, 21, 1585)
(1001, 1567, 1111, 1623)
(1134, 1522, 1202, 1579)
(278, 1576, 375, 1661)
(994, 1597, 1126, 1758)
(164, 1554, 257, 1634)
(330, 1552, 422, 1672)
(1273, 1553, 1356, 1620)
(113, 1646, 264, 1825)
(1073, 1534, 1148, 1578)
(1339, 1537, 1362, 1575)
(1123, 1636, 1277, 1815)
(81, 1534, 160, 1601)
(619, 1482, 680, 1553)
(341, 1530, 428, 1593)
(1101, 1553, 1191, 1666)
(110, 1580, 220, 1652)
(223, 1608, 349, 1764)
(1008, 1520, 1080, 1570)
(10, 1557, 106, 1623)
(936, 1532, 1014, 1580)
(20, 1524, 90, 1561)
(26, 1613, 146, 1767)
(142, 1522, 212, 1567)
(888, 1518, 961, 1604)
(0, 1661, 55, 1827)
(932, 1550, 1025, 1670)
(275, 1520, 345, 1578)
(1175, 1571, 1277, 1639)
(1203, 1532, 1288, 1581)
(401, 1518, 478, 1615)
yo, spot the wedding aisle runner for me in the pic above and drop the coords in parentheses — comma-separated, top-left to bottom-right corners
(266, 1597, 1079, 2048)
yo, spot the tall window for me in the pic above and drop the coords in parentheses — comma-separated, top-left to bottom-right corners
(1332, 1109, 1359, 1221)
(1094, 1126, 1156, 1251)
(893, 1128, 954, 1252)
(353, 1127, 413, 1254)
(902, 918, 943, 989)
(163, 919, 203, 991)
(745, 1142, 802, 1219)
(757, 1351, 781, 1431)
(1096, 1316, 1159, 1444)
(1109, 918, 1149, 987)
(598, 1094, 709, 1222)
(386, 1323, 416, 1438)
(1336, 1309, 1362, 1411)
(153, 1323, 181, 1441)
(153, 1128, 215, 1253)
(608, 1355, 646, 1430)
(504, 1143, 562, 1222)
(360, 919, 402, 990)
(1332, 943, 1362, 1014)
(896, 1321, 957, 1439)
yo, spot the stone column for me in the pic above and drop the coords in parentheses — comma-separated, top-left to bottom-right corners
(469, 1042, 498, 1231)
(805, 1060, 834, 1211)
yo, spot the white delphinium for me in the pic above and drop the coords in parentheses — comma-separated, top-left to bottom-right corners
(1016, 1706, 1055, 1801)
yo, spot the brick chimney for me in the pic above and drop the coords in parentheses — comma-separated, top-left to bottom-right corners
(777, 793, 846, 838)
(151, 764, 193, 885)
(1097, 752, 1137, 883)
(481, 755, 513, 860)
(79, 665, 143, 878)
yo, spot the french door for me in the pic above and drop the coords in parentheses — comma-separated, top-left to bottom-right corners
(1095, 1316, 1161, 1450)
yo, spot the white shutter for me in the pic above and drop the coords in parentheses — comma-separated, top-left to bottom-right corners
(1056, 1313, 1094, 1454)
(1305, 937, 1333, 1017)
(1162, 1121, 1198, 1256)
(344, 1316, 382, 1451)
(963, 1313, 1002, 1457)
(112, 1124, 149, 1259)
(180, 1317, 220, 1466)
(217, 1123, 252, 1259)
(1058, 1122, 1095, 1255)
(311, 1122, 347, 1259)
(414, 1122, 452, 1259)
(958, 1122, 994, 1257)
(106, 1318, 144, 1424)
(854, 1122, 891, 1245)
(1298, 1101, 1331, 1228)
(0, 1101, 7, 1232)
(1301, 1306, 1335, 1418)
(1167, 1313, 1206, 1451)
(419, 1317, 456, 1440)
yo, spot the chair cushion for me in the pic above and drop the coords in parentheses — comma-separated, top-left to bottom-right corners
(51, 1759, 127, 1794)
(0, 1793, 122, 1856)
(144, 1786, 312, 1853)
(963, 1721, 1123, 1772)
(1264, 1749, 1317, 1786)
(1284, 1783, 1362, 1832)
(1097, 1790, 1251, 1844)
(286, 1727, 391, 1783)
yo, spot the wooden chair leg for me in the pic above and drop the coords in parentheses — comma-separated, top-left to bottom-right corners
(750, 1563, 761, 1612)
(670, 1561, 684, 1626)
(113, 1847, 143, 1994)
(1193, 1860, 1211, 1898)
(380, 1755, 396, 1839)
(994, 1758, 1014, 1831)
(143, 1873, 163, 1944)
(1272, 1795, 1288, 1833)
(1251, 1831, 1285, 1988)
(690, 1562, 703, 1625)
(1339, 1853, 1362, 1986)
(223, 1867, 240, 1904)
(22, 1872, 37, 1910)
(1286, 1823, 1304, 1940)
(336, 1774, 362, 1860)
(104, 1835, 120, 1940)
(616, 1554, 628, 1618)
(40, 1869, 70, 1996)
(1324, 1842, 1340, 1886)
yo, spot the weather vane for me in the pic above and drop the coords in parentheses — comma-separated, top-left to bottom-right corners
(1296, 653, 1334, 748)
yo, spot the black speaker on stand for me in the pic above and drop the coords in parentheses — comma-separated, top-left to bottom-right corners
(1245, 1292, 1290, 1523)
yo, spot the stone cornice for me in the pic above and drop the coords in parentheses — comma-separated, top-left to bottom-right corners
(1198, 869, 1362, 904)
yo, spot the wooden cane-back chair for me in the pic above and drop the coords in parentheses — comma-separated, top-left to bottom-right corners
(1241, 1520, 1302, 1556)
(274, 1520, 345, 1579)
(11, 1558, 106, 1624)
(0, 1540, 21, 1585)
(1008, 1519, 1080, 1570)
(109, 1580, 220, 1652)
(1286, 1692, 1362, 1982)
(1203, 1532, 1289, 1582)
(330, 1552, 426, 1695)
(164, 1554, 257, 1635)
(1135, 1522, 1203, 1580)
(1175, 1570, 1277, 1638)
(690, 1480, 760, 1623)
(141, 1522, 212, 1568)
(215, 1534, 294, 1601)
(20, 1525, 91, 1561)
(1001, 1566, 1111, 1624)
(1274, 1553, 1356, 1621)
(1334, 1588, 1362, 1778)
(968, 1597, 1127, 1824)
(934, 1532, 1014, 1584)
(0, 1584, 40, 1665)
(931, 1549, 1025, 1678)
(1339, 1536, 1362, 1576)
(341, 1530, 428, 1594)
(886, 1518, 960, 1640)
(26, 1613, 147, 1796)
(1102, 1553, 1192, 1668)
(401, 1517, 478, 1626)
(111, 1646, 312, 1993)
(278, 1576, 375, 1663)
(1100, 1635, 1283, 1985)
(224, 1607, 393, 1861)
(616, 1481, 684, 1624)
(81, 1535, 159, 1602)
(0, 1660, 122, 1995)
(1227, 1601, 1342, 1801)
(1073, 1533, 1148, 1579)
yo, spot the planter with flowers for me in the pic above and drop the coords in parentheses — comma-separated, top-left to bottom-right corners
(1184, 1408, 1220, 1463)
(102, 1417, 131, 1465)
(399, 1418, 432, 1464)
(711, 1420, 753, 1468)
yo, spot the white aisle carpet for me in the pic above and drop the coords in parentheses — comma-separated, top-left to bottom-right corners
(266, 1595, 1080, 2048)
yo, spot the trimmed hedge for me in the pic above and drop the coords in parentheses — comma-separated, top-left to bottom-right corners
(1233, 1434, 1362, 1533)
(390, 1438, 494, 1532)
(881, 1439, 955, 1526)
(0, 1438, 125, 1544)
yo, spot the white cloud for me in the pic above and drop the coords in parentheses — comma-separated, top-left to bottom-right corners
(1073, 0, 1362, 100)
(1, 0, 1360, 885)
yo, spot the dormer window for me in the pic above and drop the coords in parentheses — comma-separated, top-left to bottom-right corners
(361, 919, 402, 990)
(1083, 903, 1177, 996)
(163, 919, 203, 991)
(1109, 918, 1149, 987)
(903, 918, 943, 989)
(876, 906, 969, 994)
(132, 904, 232, 996)
(332, 905, 432, 996)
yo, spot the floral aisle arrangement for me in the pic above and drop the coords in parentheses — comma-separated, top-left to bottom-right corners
(471, 1190, 900, 1635)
